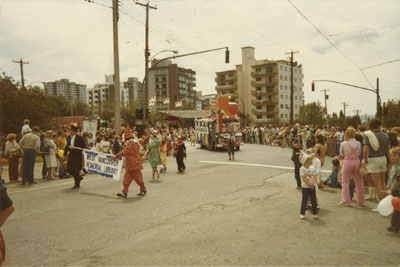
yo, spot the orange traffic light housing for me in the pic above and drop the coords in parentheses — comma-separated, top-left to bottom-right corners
(311, 82, 315, 91)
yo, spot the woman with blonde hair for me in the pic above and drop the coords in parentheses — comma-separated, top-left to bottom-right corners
(4, 133, 21, 182)
(44, 131, 57, 180)
(339, 127, 365, 205)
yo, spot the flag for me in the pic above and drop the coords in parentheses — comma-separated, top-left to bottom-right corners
(175, 101, 182, 107)
(163, 98, 170, 104)
(149, 99, 155, 106)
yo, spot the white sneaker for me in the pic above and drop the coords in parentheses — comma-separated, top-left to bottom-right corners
(372, 208, 379, 212)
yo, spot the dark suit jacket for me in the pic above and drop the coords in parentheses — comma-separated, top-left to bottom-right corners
(65, 134, 86, 174)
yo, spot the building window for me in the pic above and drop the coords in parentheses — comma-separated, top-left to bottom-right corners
(257, 106, 262, 110)
(256, 77, 262, 81)
(280, 75, 283, 80)
(255, 67, 261, 72)
(281, 114, 284, 118)
(280, 104, 283, 108)
(284, 76, 287, 81)
(280, 95, 283, 99)
(285, 113, 288, 118)
(257, 96, 262, 100)
(219, 75, 225, 80)
(280, 85, 283, 89)
(268, 76, 272, 82)
(285, 95, 288, 99)
(266, 67, 272, 73)
(229, 82, 234, 85)
(229, 73, 234, 77)
(257, 115, 262, 119)
(256, 87, 261, 91)
(285, 85, 288, 90)
(285, 66, 287, 71)
(280, 65, 283, 70)
(267, 86, 273, 92)
(221, 83, 226, 86)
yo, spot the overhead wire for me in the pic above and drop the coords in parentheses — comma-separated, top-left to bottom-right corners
(287, 0, 375, 90)
(328, 23, 400, 37)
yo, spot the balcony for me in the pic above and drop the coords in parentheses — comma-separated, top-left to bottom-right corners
(250, 90, 267, 96)
(251, 98, 278, 105)
(215, 84, 238, 91)
(266, 87, 279, 94)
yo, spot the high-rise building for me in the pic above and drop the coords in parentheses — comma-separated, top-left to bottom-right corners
(148, 59, 197, 110)
(215, 46, 304, 123)
(87, 75, 128, 110)
(43, 79, 86, 103)
(123, 77, 143, 107)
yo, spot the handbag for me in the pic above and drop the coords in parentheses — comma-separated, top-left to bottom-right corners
(359, 163, 369, 175)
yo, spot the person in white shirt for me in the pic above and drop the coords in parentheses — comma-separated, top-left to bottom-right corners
(21, 119, 31, 136)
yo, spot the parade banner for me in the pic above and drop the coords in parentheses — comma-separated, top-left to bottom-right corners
(82, 119, 97, 145)
(83, 150, 124, 181)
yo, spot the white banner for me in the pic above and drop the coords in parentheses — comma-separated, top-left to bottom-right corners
(163, 98, 170, 104)
(83, 150, 124, 181)
(175, 101, 182, 107)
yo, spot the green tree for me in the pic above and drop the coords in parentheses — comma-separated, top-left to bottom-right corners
(346, 115, 362, 129)
(72, 99, 91, 117)
(121, 101, 139, 126)
(98, 101, 114, 128)
(299, 102, 325, 127)
(384, 99, 400, 128)
(148, 110, 168, 127)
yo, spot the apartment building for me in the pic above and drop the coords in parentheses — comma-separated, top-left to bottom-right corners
(43, 79, 86, 103)
(215, 46, 304, 124)
(148, 59, 197, 110)
(123, 77, 143, 107)
(87, 74, 128, 110)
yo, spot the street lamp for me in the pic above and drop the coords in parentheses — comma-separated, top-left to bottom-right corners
(149, 50, 178, 62)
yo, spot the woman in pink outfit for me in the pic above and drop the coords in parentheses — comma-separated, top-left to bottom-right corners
(339, 127, 365, 205)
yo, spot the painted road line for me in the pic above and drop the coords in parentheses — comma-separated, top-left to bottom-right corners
(8, 177, 104, 195)
(198, 160, 331, 173)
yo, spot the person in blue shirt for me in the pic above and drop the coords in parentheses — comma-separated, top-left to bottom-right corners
(323, 158, 340, 188)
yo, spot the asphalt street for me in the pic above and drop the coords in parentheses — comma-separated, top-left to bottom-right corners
(3, 143, 400, 266)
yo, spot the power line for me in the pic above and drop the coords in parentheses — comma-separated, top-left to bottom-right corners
(361, 58, 400, 70)
(287, 0, 375, 89)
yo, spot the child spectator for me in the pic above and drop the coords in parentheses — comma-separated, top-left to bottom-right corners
(291, 143, 302, 189)
(386, 147, 400, 233)
(299, 153, 319, 220)
(323, 158, 341, 188)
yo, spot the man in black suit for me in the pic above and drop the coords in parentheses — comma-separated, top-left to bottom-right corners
(64, 125, 86, 189)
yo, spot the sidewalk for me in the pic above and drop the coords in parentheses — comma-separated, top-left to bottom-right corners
(1, 161, 51, 185)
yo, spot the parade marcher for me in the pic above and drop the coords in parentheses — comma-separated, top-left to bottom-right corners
(144, 131, 162, 181)
(111, 125, 146, 198)
(227, 131, 235, 160)
(64, 126, 86, 189)
(174, 136, 186, 173)
(19, 126, 40, 185)
(160, 138, 168, 173)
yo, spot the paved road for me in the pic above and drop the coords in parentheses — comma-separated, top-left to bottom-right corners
(3, 144, 400, 266)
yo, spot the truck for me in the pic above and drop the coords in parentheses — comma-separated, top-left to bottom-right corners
(195, 97, 242, 151)
(195, 116, 242, 151)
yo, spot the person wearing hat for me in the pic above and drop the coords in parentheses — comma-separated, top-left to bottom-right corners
(19, 126, 41, 185)
(111, 125, 146, 197)
(64, 125, 86, 189)
(144, 131, 162, 181)
(174, 135, 186, 173)
(299, 153, 319, 219)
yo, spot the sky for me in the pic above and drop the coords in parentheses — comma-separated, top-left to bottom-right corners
(1, 0, 399, 117)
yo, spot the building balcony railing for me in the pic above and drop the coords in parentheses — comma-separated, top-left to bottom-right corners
(251, 98, 279, 105)
(250, 90, 267, 96)
(251, 107, 279, 115)
(215, 84, 238, 91)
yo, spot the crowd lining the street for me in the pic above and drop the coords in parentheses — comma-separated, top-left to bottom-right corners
(1, 118, 400, 242)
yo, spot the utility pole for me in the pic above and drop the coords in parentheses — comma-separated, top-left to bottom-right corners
(12, 59, 29, 89)
(285, 50, 299, 125)
(112, 0, 121, 135)
(320, 89, 329, 125)
(136, 0, 157, 123)
(341, 102, 349, 117)
(376, 78, 382, 118)
(352, 109, 361, 116)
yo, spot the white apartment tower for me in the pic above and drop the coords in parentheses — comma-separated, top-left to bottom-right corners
(44, 79, 86, 103)
(215, 46, 304, 124)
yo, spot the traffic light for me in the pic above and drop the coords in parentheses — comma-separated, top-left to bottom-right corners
(311, 82, 315, 91)
(225, 48, 229, 63)
(325, 95, 329, 100)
